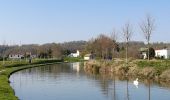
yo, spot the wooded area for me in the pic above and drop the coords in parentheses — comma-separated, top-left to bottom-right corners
(0, 38, 169, 60)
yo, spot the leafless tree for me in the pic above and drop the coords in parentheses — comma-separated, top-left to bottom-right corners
(122, 22, 133, 65)
(110, 29, 118, 58)
(140, 14, 155, 60)
(110, 29, 118, 43)
(2, 40, 6, 65)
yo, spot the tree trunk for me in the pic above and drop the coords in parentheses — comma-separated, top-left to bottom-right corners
(148, 41, 150, 61)
(126, 42, 128, 65)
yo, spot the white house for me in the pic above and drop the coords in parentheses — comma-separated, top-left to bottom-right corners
(141, 52, 147, 59)
(155, 49, 170, 59)
(9, 54, 24, 59)
(69, 50, 80, 57)
(30, 54, 37, 58)
(140, 48, 148, 59)
(84, 54, 92, 60)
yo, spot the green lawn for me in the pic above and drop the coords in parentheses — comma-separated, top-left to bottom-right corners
(136, 59, 170, 72)
(63, 57, 83, 62)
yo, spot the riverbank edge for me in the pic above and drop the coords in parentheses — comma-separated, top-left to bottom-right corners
(84, 60, 170, 83)
(0, 61, 62, 100)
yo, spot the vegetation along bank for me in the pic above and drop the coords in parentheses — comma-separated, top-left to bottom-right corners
(0, 59, 61, 100)
(84, 59, 170, 83)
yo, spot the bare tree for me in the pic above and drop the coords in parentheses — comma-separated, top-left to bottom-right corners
(140, 15, 155, 60)
(2, 40, 6, 65)
(110, 29, 118, 43)
(123, 22, 133, 65)
(110, 29, 118, 58)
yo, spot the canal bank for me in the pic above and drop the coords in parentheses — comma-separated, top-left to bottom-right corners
(84, 59, 170, 83)
(0, 59, 62, 100)
(9, 62, 170, 100)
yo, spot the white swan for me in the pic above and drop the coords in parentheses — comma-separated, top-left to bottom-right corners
(133, 78, 139, 88)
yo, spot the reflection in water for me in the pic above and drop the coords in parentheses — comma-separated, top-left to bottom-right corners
(126, 78, 130, 100)
(9, 63, 170, 100)
(71, 62, 80, 72)
(133, 78, 139, 88)
(148, 79, 151, 100)
(113, 75, 116, 100)
(84, 69, 170, 100)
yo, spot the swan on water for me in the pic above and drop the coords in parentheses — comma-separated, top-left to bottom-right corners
(133, 78, 139, 88)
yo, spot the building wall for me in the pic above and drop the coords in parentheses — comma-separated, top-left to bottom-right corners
(9, 54, 24, 59)
(69, 50, 80, 57)
(155, 49, 169, 59)
(76, 50, 80, 56)
(72, 53, 79, 57)
(167, 50, 170, 59)
(142, 52, 147, 59)
(84, 57, 90, 60)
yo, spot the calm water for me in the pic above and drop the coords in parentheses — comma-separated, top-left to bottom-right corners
(10, 62, 170, 100)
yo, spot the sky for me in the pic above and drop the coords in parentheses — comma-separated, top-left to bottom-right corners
(0, 0, 170, 45)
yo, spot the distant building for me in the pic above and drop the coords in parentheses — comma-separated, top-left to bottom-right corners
(155, 49, 170, 59)
(68, 50, 80, 57)
(31, 54, 37, 58)
(84, 54, 92, 60)
(140, 48, 148, 59)
(9, 52, 37, 59)
(9, 54, 24, 59)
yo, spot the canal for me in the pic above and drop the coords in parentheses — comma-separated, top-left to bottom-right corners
(9, 62, 170, 100)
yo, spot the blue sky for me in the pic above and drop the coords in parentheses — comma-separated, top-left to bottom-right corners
(0, 0, 169, 45)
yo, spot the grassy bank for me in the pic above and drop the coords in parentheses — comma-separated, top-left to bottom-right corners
(0, 59, 62, 100)
(64, 57, 83, 62)
(136, 60, 170, 71)
(135, 60, 170, 81)
(84, 59, 170, 82)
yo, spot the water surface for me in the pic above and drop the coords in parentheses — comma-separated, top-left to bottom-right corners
(10, 62, 170, 100)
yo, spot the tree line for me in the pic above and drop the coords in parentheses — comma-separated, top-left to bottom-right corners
(0, 15, 169, 60)
(0, 40, 169, 60)
(0, 41, 86, 60)
(83, 15, 167, 60)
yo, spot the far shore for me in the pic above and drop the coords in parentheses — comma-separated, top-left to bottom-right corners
(84, 59, 170, 84)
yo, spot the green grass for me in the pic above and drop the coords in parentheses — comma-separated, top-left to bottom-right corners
(0, 74, 18, 100)
(64, 57, 83, 62)
(136, 60, 170, 72)
(0, 59, 62, 100)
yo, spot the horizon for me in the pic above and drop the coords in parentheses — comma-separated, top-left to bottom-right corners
(0, 0, 170, 45)
(1, 40, 170, 46)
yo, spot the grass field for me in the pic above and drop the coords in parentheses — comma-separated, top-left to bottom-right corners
(136, 59, 170, 72)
